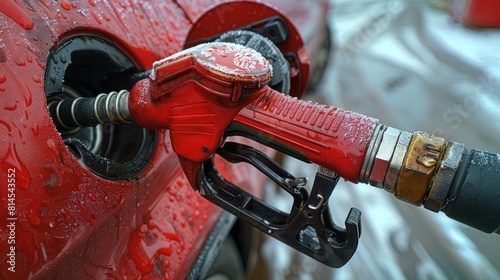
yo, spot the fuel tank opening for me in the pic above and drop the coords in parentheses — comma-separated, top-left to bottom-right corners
(44, 35, 156, 180)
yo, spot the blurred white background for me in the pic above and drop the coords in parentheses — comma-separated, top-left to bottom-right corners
(250, 1, 500, 279)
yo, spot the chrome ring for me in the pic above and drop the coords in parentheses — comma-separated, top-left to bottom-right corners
(70, 97, 84, 127)
(369, 127, 401, 188)
(94, 93, 107, 124)
(115, 89, 129, 123)
(383, 131, 411, 193)
(105, 91, 117, 124)
(424, 141, 464, 212)
(360, 124, 386, 183)
(55, 100, 73, 130)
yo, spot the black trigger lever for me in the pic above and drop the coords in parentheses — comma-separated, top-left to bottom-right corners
(197, 142, 361, 268)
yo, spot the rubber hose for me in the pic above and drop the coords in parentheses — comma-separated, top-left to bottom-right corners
(443, 149, 500, 233)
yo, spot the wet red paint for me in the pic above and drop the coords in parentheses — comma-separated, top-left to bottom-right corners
(127, 175, 213, 273)
(0, 0, 295, 279)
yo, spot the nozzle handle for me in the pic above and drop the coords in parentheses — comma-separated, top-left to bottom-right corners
(233, 89, 379, 183)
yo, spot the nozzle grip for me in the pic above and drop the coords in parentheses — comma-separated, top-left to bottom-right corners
(234, 90, 379, 183)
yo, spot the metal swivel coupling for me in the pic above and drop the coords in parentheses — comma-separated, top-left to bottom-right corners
(48, 90, 131, 131)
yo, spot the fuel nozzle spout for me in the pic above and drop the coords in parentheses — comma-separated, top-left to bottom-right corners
(48, 89, 132, 133)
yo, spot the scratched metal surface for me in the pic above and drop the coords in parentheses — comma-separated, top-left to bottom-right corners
(250, 1, 500, 279)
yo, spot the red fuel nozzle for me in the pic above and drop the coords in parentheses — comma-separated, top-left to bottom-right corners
(48, 42, 379, 187)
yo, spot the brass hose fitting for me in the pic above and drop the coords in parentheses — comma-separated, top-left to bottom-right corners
(395, 132, 446, 205)
(361, 129, 449, 205)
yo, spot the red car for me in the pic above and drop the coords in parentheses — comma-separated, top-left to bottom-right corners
(0, 0, 329, 279)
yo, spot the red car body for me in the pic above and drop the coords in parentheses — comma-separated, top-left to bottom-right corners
(0, 0, 328, 279)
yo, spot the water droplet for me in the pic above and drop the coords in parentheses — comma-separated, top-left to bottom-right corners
(0, 120, 12, 132)
(58, 11, 68, 19)
(51, 55, 59, 64)
(88, 193, 96, 201)
(61, 0, 72, 10)
(91, 11, 102, 24)
(25, 53, 33, 63)
(46, 138, 56, 151)
(417, 155, 437, 168)
(129, 218, 179, 272)
(28, 202, 41, 226)
(0, 74, 6, 83)
(1, 143, 31, 189)
(32, 74, 42, 83)
(23, 85, 32, 107)
(49, 75, 56, 84)
(0, 0, 35, 30)
(14, 58, 26, 66)
(4, 101, 17, 111)
(40, 206, 48, 217)
(167, 33, 173, 42)
(90, 210, 97, 224)
(43, 172, 59, 191)
(23, 110, 29, 123)
(61, 208, 71, 222)
(88, 0, 97, 7)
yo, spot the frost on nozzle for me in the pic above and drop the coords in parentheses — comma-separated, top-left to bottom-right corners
(150, 42, 272, 81)
(150, 46, 200, 80)
(194, 42, 271, 77)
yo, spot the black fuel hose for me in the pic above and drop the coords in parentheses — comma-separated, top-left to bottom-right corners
(443, 149, 500, 233)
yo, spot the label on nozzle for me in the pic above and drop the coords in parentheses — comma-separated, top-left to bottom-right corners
(194, 42, 272, 83)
